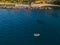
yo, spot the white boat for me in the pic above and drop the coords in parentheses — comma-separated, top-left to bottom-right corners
(34, 33, 40, 37)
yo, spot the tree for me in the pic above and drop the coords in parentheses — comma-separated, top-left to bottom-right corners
(53, 0, 60, 5)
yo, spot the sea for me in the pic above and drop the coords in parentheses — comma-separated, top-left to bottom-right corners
(0, 8, 60, 45)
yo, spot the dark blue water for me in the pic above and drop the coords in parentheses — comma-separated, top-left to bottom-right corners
(0, 9, 60, 45)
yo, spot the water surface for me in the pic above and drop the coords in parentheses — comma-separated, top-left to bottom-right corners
(0, 9, 60, 45)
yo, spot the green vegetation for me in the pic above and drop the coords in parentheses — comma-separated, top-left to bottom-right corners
(53, 0, 60, 5)
(0, 0, 33, 4)
(0, 0, 21, 3)
(0, 0, 60, 5)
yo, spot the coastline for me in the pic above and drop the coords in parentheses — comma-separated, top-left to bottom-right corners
(0, 3, 60, 9)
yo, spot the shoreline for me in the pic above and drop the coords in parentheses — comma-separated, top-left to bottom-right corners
(0, 3, 60, 9)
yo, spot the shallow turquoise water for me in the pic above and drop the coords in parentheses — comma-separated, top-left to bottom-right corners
(0, 9, 60, 45)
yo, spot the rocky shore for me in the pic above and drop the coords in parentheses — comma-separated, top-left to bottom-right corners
(0, 3, 60, 10)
